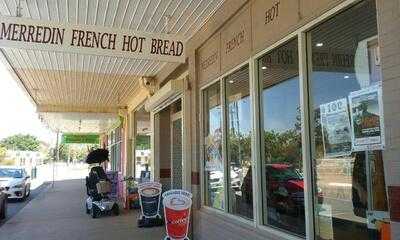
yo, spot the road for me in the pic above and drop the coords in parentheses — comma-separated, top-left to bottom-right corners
(0, 182, 50, 227)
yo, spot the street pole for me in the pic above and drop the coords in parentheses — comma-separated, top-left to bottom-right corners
(53, 131, 59, 188)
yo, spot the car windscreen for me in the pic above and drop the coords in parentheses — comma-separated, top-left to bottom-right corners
(0, 168, 23, 178)
(269, 166, 302, 182)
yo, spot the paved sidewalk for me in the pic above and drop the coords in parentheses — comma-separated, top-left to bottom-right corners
(0, 179, 165, 240)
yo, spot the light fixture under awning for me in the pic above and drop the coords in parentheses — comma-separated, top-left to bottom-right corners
(145, 78, 183, 112)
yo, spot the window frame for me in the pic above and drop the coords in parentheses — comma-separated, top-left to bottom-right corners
(200, 61, 254, 219)
(306, 10, 381, 240)
(255, 37, 308, 237)
(224, 64, 254, 220)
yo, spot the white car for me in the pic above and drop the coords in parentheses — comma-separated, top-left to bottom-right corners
(0, 166, 31, 201)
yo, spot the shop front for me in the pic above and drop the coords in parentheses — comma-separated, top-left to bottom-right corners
(156, 0, 400, 239)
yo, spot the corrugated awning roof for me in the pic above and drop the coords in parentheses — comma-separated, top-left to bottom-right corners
(0, 0, 225, 133)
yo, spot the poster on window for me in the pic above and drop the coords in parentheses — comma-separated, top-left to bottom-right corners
(349, 84, 385, 151)
(320, 98, 352, 158)
(204, 128, 223, 172)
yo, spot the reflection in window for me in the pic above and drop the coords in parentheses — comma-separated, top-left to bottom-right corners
(309, 1, 387, 239)
(258, 38, 305, 236)
(203, 82, 224, 210)
(225, 65, 253, 219)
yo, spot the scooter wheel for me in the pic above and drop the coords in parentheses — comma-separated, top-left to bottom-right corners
(91, 205, 99, 219)
(112, 204, 119, 216)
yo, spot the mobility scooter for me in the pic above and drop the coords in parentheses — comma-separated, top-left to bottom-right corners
(85, 149, 119, 218)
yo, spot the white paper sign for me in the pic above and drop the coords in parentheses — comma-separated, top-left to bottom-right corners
(320, 98, 352, 157)
(349, 84, 385, 151)
(0, 16, 185, 63)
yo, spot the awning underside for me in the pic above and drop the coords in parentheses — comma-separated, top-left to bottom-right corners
(0, 0, 225, 133)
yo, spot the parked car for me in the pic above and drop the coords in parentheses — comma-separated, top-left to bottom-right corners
(0, 186, 6, 220)
(242, 163, 323, 216)
(0, 166, 31, 201)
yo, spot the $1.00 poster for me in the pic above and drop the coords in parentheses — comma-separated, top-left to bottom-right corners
(349, 84, 385, 151)
(320, 98, 352, 157)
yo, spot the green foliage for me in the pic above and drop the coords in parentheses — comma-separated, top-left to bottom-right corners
(228, 132, 252, 168)
(0, 145, 12, 165)
(136, 135, 150, 150)
(0, 145, 6, 160)
(0, 158, 15, 165)
(264, 129, 302, 169)
(58, 143, 99, 162)
(0, 134, 40, 151)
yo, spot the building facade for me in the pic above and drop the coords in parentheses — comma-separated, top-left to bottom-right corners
(1, 0, 398, 239)
(125, 0, 399, 239)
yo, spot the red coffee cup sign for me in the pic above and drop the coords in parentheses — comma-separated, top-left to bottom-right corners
(163, 190, 193, 240)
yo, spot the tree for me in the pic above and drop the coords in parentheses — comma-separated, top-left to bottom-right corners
(264, 129, 302, 169)
(57, 143, 98, 163)
(0, 145, 6, 160)
(263, 107, 302, 170)
(0, 134, 40, 151)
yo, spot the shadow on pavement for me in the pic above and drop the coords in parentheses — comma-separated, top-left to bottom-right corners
(0, 181, 51, 227)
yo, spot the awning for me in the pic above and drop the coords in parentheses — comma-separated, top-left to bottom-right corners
(0, 0, 225, 133)
(38, 112, 119, 133)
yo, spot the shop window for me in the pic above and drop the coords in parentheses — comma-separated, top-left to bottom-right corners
(258, 38, 305, 236)
(308, 1, 388, 239)
(225, 65, 253, 219)
(203, 82, 224, 210)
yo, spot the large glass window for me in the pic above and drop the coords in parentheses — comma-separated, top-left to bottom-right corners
(203, 82, 224, 210)
(225, 65, 253, 219)
(309, 1, 388, 239)
(258, 39, 305, 236)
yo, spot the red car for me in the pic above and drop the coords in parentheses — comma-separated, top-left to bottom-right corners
(242, 163, 323, 215)
(242, 163, 322, 216)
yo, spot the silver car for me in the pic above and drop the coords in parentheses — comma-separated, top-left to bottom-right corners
(0, 167, 31, 201)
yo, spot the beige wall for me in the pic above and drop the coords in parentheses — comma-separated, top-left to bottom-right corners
(377, 0, 400, 238)
(221, 4, 251, 73)
(195, 0, 349, 88)
(197, 33, 221, 87)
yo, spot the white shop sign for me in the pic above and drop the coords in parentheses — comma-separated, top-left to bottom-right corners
(0, 16, 185, 63)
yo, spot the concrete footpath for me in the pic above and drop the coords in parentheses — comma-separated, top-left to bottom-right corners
(0, 179, 165, 240)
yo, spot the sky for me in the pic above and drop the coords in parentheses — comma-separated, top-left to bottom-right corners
(0, 62, 56, 146)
